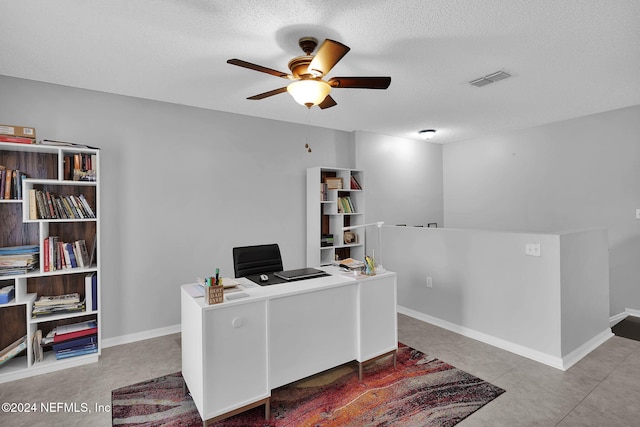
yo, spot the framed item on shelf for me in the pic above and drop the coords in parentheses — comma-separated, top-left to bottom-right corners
(325, 177, 343, 190)
(344, 231, 357, 244)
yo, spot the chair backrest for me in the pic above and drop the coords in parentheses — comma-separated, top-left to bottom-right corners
(232, 244, 283, 278)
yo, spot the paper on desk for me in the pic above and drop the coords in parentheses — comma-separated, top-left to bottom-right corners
(186, 283, 205, 298)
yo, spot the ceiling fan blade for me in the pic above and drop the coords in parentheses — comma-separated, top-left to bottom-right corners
(227, 59, 291, 79)
(308, 39, 350, 77)
(318, 95, 337, 109)
(328, 76, 391, 89)
(247, 87, 288, 100)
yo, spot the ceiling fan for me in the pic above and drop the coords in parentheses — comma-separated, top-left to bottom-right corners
(227, 37, 391, 109)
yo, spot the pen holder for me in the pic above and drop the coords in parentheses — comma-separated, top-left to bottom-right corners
(206, 284, 224, 305)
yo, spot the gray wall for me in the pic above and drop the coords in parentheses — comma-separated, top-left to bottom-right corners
(0, 75, 354, 339)
(443, 106, 640, 316)
(355, 131, 444, 227)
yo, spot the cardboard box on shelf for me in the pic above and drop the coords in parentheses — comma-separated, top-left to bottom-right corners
(0, 124, 36, 140)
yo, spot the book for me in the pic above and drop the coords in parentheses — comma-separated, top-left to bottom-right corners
(0, 166, 5, 199)
(350, 175, 362, 190)
(3, 168, 11, 199)
(65, 243, 78, 268)
(43, 238, 49, 271)
(38, 139, 97, 149)
(0, 335, 27, 366)
(56, 320, 97, 335)
(45, 191, 56, 218)
(62, 243, 72, 268)
(0, 135, 35, 144)
(53, 326, 98, 343)
(35, 190, 48, 219)
(85, 273, 93, 311)
(52, 334, 97, 352)
(29, 189, 38, 219)
(54, 344, 98, 360)
(32, 330, 44, 363)
(78, 194, 96, 218)
(88, 234, 97, 267)
(75, 240, 90, 268)
(91, 272, 97, 311)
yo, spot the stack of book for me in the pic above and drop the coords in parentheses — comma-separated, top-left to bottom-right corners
(0, 123, 36, 145)
(320, 182, 328, 201)
(42, 238, 92, 271)
(29, 189, 95, 220)
(350, 175, 362, 190)
(0, 245, 39, 276)
(337, 196, 356, 213)
(32, 293, 84, 318)
(0, 166, 27, 200)
(64, 152, 97, 182)
(48, 320, 98, 360)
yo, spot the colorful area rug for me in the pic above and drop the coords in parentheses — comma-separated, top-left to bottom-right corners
(112, 344, 504, 426)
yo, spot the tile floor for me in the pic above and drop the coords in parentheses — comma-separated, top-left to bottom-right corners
(0, 313, 638, 426)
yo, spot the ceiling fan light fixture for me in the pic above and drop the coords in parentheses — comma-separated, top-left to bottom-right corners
(418, 129, 436, 140)
(287, 79, 331, 108)
(418, 129, 437, 140)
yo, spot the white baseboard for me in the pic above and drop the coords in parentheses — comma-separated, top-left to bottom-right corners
(609, 308, 640, 327)
(102, 323, 181, 348)
(625, 308, 640, 318)
(561, 328, 613, 370)
(398, 305, 612, 371)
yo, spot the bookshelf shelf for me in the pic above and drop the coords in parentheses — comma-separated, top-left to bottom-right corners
(0, 140, 100, 383)
(307, 167, 365, 267)
(29, 309, 96, 324)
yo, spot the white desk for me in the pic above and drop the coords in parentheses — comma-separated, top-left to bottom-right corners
(180, 267, 397, 425)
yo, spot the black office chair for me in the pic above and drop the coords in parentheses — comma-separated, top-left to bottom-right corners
(232, 244, 283, 278)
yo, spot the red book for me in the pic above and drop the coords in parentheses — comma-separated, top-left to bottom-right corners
(0, 135, 35, 144)
(43, 237, 50, 272)
(53, 327, 98, 343)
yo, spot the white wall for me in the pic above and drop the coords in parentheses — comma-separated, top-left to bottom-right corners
(443, 106, 640, 316)
(0, 75, 354, 339)
(385, 226, 562, 357)
(354, 131, 443, 227)
(384, 226, 611, 368)
(559, 229, 610, 355)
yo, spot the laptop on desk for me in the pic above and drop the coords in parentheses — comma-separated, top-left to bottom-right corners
(274, 267, 328, 281)
(246, 268, 329, 286)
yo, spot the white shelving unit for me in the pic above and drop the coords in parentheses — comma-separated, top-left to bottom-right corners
(306, 167, 365, 266)
(0, 141, 100, 383)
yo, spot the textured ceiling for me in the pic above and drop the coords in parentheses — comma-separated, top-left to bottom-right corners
(1, 0, 639, 144)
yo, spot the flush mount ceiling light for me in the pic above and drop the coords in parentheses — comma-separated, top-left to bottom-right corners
(469, 70, 511, 87)
(418, 129, 436, 140)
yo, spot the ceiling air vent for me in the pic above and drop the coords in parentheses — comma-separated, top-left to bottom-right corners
(469, 70, 511, 87)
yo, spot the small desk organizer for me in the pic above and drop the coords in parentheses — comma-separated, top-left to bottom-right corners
(205, 284, 224, 305)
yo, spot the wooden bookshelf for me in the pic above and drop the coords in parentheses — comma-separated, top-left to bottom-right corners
(0, 141, 100, 383)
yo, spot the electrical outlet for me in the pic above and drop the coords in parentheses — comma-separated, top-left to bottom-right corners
(636, 208, 640, 220)
(426, 276, 433, 288)
(525, 243, 541, 257)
